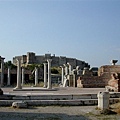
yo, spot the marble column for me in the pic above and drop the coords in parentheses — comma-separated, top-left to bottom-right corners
(60, 66, 64, 85)
(47, 59, 52, 89)
(7, 66, 11, 86)
(1, 58, 5, 86)
(43, 63, 47, 88)
(14, 58, 22, 89)
(22, 67, 25, 86)
(35, 67, 38, 86)
(67, 63, 72, 75)
(64, 64, 69, 75)
(0, 57, 3, 95)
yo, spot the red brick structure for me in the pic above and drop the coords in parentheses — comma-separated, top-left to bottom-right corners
(77, 65, 120, 88)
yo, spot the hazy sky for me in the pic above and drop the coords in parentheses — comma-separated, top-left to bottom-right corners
(0, 0, 120, 67)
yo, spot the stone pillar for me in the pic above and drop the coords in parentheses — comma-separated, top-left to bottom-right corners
(47, 59, 52, 89)
(14, 58, 22, 89)
(64, 64, 69, 75)
(1, 58, 5, 86)
(35, 67, 38, 86)
(82, 67, 91, 76)
(97, 92, 110, 110)
(43, 63, 47, 88)
(7, 66, 11, 86)
(60, 66, 64, 85)
(22, 67, 25, 86)
(0, 57, 3, 95)
(67, 63, 72, 75)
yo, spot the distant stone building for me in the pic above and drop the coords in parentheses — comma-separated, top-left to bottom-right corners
(13, 52, 90, 69)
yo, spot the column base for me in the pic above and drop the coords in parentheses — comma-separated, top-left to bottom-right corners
(43, 85, 47, 88)
(13, 86, 22, 90)
(0, 89, 3, 95)
(47, 87, 52, 89)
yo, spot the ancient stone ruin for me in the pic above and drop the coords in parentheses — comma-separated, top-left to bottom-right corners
(105, 73, 120, 92)
(77, 60, 120, 88)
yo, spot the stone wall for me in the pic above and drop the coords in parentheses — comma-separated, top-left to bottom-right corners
(98, 65, 120, 76)
(77, 76, 106, 88)
(13, 52, 90, 69)
(77, 65, 120, 88)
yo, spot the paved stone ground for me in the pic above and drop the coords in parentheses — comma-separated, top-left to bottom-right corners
(2, 87, 106, 95)
(0, 87, 120, 120)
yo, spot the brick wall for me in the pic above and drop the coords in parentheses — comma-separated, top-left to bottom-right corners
(77, 65, 120, 88)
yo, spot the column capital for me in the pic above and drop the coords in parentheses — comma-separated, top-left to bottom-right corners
(22, 66, 25, 69)
(67, 62, 70, 65)
(0, 57, 5, 62)
(67, 62, 71, 66)
(35, 66, 38, 69)
(47, 59, 52, 63)
(60, 66, 64, 68)
(43, 63, 47, 65)
(63, 64, 68, 67)
(16, 58, 21, 62)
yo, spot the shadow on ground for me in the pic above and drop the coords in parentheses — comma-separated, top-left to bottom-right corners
(0, 112, 90, 120)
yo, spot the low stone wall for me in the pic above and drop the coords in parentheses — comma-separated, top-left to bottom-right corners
(77, 76, 106, 88)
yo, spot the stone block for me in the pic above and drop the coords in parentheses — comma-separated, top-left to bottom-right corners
(73, 94, 91, 99)
(91, 94, 97, 99)
(84, 100, 97, 105)
(97, 92, 110, 110)
(0, 100, 13, 106)
(30, 95, 72, 100)
(13, 96, 30, 100)
(12, 101, 28, 108)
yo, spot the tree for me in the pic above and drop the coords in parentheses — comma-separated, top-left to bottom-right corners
(4, 61, 17, 69)
(51, 67, 61, 74)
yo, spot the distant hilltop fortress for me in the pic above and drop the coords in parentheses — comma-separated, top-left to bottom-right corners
(13, 52, 90, 69)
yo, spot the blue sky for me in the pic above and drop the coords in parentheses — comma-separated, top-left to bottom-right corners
(0, 0, 120, 67)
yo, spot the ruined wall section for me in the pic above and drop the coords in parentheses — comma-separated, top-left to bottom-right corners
(77, 76, 106, 88)
(77, 65, 120, 88)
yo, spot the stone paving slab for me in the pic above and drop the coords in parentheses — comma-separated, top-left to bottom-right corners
(13, 87, 57, 91)
(2, 87, 106, 95)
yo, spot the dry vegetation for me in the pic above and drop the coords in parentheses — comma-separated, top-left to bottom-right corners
(110, 101, 120, 114)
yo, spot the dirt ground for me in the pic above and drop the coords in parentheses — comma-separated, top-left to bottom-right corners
(0, 106, 120, 120)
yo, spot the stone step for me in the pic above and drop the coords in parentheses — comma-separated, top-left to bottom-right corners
(0, 92, 120, 100)
(0, 98, 119, 106)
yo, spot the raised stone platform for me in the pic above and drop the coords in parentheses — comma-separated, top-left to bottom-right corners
(0, 92, 120, 106)
(0, 87, 120, 106)
(13, 87, 57, 91)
